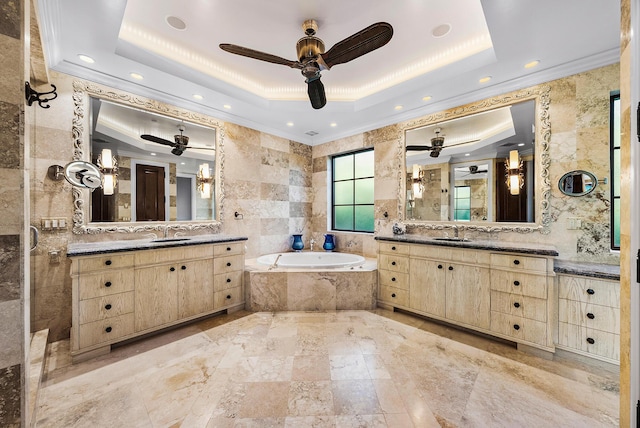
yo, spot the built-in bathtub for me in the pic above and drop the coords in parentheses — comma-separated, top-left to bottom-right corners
(245, 252, 377, 312)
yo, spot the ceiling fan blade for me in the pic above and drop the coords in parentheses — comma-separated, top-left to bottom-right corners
(406, 145, 435, 152)
(219, 43, 302, 69)
(318, 22, 393, 70)
(306, 76, 326, 109)
(141, 134, 175, 147)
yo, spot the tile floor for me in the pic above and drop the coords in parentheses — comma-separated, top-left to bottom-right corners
(36, 309, 619, 427)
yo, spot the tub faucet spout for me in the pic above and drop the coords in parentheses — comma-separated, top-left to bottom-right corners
(310, 239, 315, 252)
(269, 254, 282, 270)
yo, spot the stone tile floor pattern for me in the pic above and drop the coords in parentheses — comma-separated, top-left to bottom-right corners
(36, 309, 619, 427)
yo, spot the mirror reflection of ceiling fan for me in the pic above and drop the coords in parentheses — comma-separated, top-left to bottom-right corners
(456, 165, 488, 178)
(140, 124, 216, 156)
(406, 127, 480, 158)
(219, 19, 393, 109)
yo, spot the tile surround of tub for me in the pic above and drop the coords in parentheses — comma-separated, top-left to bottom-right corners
(36, 309, 619, 427)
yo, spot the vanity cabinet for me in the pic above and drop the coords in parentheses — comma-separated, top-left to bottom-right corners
(377, 238, 556, 353)
(69, 240, 245, 361)
(556, 274, 620, 363)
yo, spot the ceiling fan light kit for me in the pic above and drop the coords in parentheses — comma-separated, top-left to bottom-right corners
(219, 19, 393, 109)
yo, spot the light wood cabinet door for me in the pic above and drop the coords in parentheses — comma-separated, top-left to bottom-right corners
(409, 258, 446, 318)
(134, 264, 179, 331)
(178, 259, 214, 318)
(445, 263, 491, 329)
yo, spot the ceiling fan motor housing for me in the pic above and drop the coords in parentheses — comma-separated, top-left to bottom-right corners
(297, 36, 325, 62)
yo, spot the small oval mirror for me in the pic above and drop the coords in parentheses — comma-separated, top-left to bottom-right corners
(558, 170, 597, 196)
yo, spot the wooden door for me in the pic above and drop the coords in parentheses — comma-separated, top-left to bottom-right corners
(177, 259, 214, 318)
(134, 264, 178, 331)
(445, 263, 491, 329)
(136, 164, 165, 221)
(409, 258, 446, 317)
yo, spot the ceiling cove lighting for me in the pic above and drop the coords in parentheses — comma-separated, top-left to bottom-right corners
(77, 54, 95, 64)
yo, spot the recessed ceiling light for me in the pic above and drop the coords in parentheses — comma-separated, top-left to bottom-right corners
(465, 153, 470, 156)
(432, 23, 451, 38)
(330, 122, 337, 127)
(518, 143, 525, 146)
(524, 60, 540, 69)
(394, 105, 403, 111)
(150, 152, 157, 156)
(130, 72, 144, 80)
(78, 54, 95, 64)
(286, 122, 294, 127)
(479, 76, 492, 84)
(166, 16, 187, 30)
(223, 104, 231, 109)
(422, 96, 432, 102)
(193, 94, 203, 100)
(180, 162, 186, 165)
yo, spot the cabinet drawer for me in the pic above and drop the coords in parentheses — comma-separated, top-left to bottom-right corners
(558, 275, 620, 308)
(183, 244, 214, 259)
(558, 299, 619, 334)
(379, 242, 410, 255)
(378, 254, 409, 273)
(74, 253, 134, 273)
(214, 254, 244, 274)
(490, 291, 547, 322)
(378, 285, 409, 307)
(410, 245, 490, 265)
(214, 270, 243, 292)
(214, 287, 243, 308)
(78, 291, 134, 324)
(78, 313, 135, 349)
(490, 253, 548, 273)
(490, 311, 547, 346)
(214, 242, 245, 257)
(490, 270, 547, 299)
(78, 269, 134, 300)
(378, 269, 409, 290)
(558, 322, 619, 361)
(135, 247, 184, 265)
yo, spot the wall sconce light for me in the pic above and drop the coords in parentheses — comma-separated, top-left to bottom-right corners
(412, 164, 424, 198)
(506, 150, 524, 195)
(196, 163, 214, 199)
(97, 148, 118, 196)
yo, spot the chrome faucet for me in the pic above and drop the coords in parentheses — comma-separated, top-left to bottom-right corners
(163, 226, 170, 238)
(310, 238, 316, 252)
(453, 225, 459, 238)
(269, 254, 282, 270)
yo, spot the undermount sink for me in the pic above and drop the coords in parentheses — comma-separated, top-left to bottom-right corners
(433, 237, 471, 242)
(152, 237, 191, 243)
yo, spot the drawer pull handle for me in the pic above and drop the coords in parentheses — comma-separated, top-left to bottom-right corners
(105, 260, 112, 266)
(513, 259, 520, 265)
(513, 302, 520, 308)
(226, 294, 232, 300)
(391, 261, 397, 266)
(226, 278, 232, 283)
(586, 288, 595, 295)
(438, 264, 443, 269)
(587, 313, 595, 319)
(513, 281, 520, 286)
(104, 281, 112, 288)
(226, 262, 232, 267)
(391, 293, 396, 298)
(105, 326, 112, 333)
(105, 304, 112, 310)
(448, 266, 453, 271)
(513, 324, 520, 331)
(227, 247, 231, 251)
(170, 267, 176, 272)
(586, 337, 595, 345)
(391, 246, 396, 251)
(391, 277, 396, 282)
(181, 265, 187, 270)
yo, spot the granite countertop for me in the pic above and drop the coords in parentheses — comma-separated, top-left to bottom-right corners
(375, 234, 559, 257)
(554, 259, 620, 281)
(67, 234, 248, 257)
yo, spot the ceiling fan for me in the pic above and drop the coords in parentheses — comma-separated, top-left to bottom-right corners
(140, 124, 216, 156)
(456, 165, 489, 177)
(406, 128, 480, 158)
(219, 19, 393, 109)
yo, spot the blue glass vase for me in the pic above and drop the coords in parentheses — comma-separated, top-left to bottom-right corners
(291, 234, 304, 252)
(323, 234, 335, 251)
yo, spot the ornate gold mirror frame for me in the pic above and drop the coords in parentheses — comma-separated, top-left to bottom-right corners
(397, 85, 551, 234)
(70, 80, 226, 234)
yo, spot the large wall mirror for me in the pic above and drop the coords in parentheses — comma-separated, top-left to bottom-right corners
(399, 86, 551, 234)
(70, 80, 225, 234)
